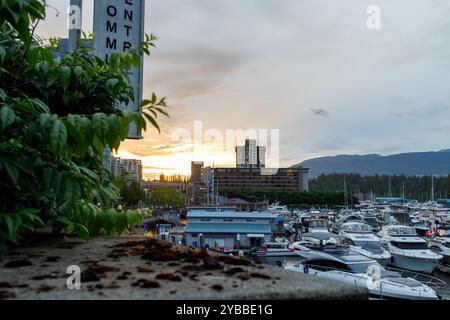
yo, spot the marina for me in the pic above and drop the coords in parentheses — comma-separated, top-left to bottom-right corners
(151, 200, 450, 300)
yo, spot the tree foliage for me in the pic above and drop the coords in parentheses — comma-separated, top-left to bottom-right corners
(219, 189, 353, 207)
(0, 0, 169, 249)
(121, 182, 145, 208)
(310, 173, 450, 201)
(146, 187, 186, 208)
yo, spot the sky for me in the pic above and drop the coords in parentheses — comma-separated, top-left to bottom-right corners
(38, 0, 450, 179)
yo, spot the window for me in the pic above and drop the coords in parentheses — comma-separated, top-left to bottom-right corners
(200, 218, 211, 222)
(246, 219, 256, 222)
(304, 259, 350, 272)
(391, 241, 429, 250)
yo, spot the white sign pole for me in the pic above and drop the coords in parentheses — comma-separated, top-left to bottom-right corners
(93, 0, 146, 139)
(68, 0, 83, 51)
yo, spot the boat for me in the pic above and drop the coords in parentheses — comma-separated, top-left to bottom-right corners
(377, 225, 443, 274)
(340, 222, 391, 266)
(285, 257, 442, 300)
(287, 234, 443, 300)
(331, 212, 363, 234)
(252, 240, 297, 258)
(428, 237, 450, 266)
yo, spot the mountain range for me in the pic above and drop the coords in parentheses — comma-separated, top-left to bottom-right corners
(294, 149, 450, 179)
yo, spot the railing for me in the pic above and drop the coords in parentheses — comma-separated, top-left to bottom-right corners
(384, 266, 447, 292)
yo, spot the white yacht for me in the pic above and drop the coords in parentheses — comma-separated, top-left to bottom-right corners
(428, 237, 450, 266)
(252, 240, 297, 258)
(377, 225, 443, 274)
(267, 203, 290, 217)
(340, 222, 391, 266)
(287, 234, 442, 300)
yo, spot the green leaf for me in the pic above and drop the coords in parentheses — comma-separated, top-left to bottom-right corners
(0, 46, 5, 63)
(60, 66, 71, 90)
(142, 112, 160, 133)
(0, 89, 6, 101)
(50, 119, 67, 152)
(106, 78, 119, 89)
(0, 106, 16, 131)
(92, 113, 109, 144)
(4, 161, 19, 186)
(4, 214, 22, 242)
(74, 224, 90, 239)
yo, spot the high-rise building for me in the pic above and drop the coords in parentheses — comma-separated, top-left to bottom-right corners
(110, 156, 122, 178)
(120, 159, 143, 185)
(108, 156, 143, 185)
(236, 139, 266, 168)
(190, 161, 204, 184)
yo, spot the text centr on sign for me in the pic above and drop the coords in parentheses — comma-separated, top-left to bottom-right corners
(93, 0, 145, 139)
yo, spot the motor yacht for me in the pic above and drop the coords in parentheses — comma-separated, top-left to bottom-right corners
(287, 234, 442, 300)
(428, 237, 450, 266)
(285, 257, 441, 300)
(252, 240, 297, 258)
(340, 222, 391, 266)
(377, 225, 443, 274)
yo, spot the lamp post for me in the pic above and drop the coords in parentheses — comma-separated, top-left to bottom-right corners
(199, 233, 204, 249)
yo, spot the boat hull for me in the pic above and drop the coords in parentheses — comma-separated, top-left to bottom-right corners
(390, 253, 436, 274)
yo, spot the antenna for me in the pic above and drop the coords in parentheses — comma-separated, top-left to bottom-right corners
(431, 175, 435, 202)
(388, 176, 392, 198)
(343, 175, 348, 208)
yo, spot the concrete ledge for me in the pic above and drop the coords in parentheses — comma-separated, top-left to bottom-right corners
(0, 236, 367, 300)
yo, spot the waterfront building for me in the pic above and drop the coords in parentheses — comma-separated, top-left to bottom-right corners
(213, 167, 309, 192)
(184, 208, 272, 250)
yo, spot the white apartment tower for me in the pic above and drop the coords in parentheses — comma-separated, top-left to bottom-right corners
(236, 139, 266, 168)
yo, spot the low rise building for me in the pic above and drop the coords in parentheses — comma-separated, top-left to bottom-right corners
(184, 208, 272, 250)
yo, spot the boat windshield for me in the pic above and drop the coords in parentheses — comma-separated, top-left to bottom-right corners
(311, 220, 327, 228)
(353, 240, 381, 250)
(388, 227, 417, 236)
(391, 241, 429, 250)
(343, 223, 372, 233)
(364, 217, 378, 227)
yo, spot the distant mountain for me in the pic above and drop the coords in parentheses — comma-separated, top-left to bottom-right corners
(295, 150, 450, 179)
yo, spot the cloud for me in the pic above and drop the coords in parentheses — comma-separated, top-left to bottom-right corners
(39, 0, 450, 176)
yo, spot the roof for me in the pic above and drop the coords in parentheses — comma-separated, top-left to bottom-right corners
(184, 223, 271, 234)
(187, 211, 272, 219)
